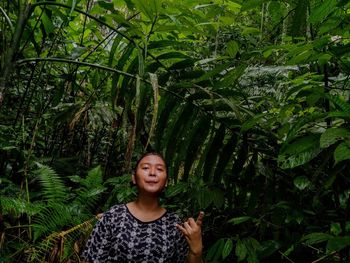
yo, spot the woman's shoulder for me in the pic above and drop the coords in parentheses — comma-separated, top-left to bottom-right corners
(163, 209, 183, 224)
(101, 204, 127, 220)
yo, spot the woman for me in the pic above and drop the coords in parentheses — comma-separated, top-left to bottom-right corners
(81, 152, 204, 263)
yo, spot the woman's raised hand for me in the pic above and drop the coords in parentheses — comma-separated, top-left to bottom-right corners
(176, 211, 204, 256)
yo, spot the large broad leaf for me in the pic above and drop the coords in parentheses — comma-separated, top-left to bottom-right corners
(278, 134, 321, 169)
(320, 127, 350, 148)
(334, 142, 350, 165)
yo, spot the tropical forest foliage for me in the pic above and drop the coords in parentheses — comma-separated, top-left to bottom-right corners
(1, 0, 350, 262)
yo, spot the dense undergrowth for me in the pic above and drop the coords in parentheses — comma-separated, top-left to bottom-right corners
(1, 0, 350, 262)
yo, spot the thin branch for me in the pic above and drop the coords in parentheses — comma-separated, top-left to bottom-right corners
(0, 6, 14, 33)
(311, 251, 338, 263)
(16, 57, 139, 79)
(278, 251, 295, 263)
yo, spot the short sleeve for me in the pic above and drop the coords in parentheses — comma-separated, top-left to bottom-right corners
(81, 213, 112, 262)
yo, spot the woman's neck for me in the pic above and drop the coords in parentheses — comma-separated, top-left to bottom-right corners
(133, 194, 160, 212)
(127, 195, 165, 222)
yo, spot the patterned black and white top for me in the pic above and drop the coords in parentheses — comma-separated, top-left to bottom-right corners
(81, 204, 188, 263)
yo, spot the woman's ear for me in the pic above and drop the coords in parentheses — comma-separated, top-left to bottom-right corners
(132, 174, 136, 185)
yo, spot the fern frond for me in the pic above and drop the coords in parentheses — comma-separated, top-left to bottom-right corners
(32, 204, 75, 241)
(28, 216, 97, 262)
(33, 163, 68, 203)
(1, 196, 44, 217)
(69, 166, 106, 210)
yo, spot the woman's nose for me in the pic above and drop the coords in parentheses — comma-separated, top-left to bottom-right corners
(149, 166, 156, 176)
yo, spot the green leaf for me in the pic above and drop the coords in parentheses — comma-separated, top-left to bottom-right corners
(278, 134, 321, 169)
(309, 0, 337, 23)
(244, 238, 260, 263)
(216, 65, 247, 88)
(320, 128, 350, 148)
(203, 124, 226, 182)
(213, 133, 238, 182)
(132, 0, 160, 20)
(293, 176, 311, 190)
(197, 187, 213, 209)
(287, 49, 313, 65)
(290, 0, 308, 37)
(98, 0, 114, 11)
(241, 113, 268, 132)
(285, 112, 326, 144)
(325, 94, 350, 113)
(258, 240, 281, 259)
(327, 236, 350, 252)
(331, 223, 342, 236)
(193, 63, 231, 83)
(241, 0, 263, 11)
(317, 53, 332, 66)
(156, 52, 190, 60)
(148, 40, 187, 49)
(226, 40, 239, 57)
(210, 187, 225, 208)
(334, 142, 350, 165)
(228, 216, 253, 225)
(222, 239, 233, 259)
(301, 232, 333, 245)
(236, 239, 247, 261)
(206, 238, 226, 261)
(34, 163, 68, 203)
(41, 11, 54, 34)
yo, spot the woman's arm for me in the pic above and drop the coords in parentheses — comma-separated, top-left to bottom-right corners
(176, 212, 204, 263)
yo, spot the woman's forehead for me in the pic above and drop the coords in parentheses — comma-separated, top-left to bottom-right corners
(139, 155, 166, 166)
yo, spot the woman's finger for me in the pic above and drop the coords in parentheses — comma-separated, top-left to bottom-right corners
(183, 221, 192, 232)
(176, 224, 189, 236)
(196, 211, 204, 227)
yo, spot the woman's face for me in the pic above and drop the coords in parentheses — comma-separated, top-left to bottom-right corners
(133, 154, 168, 195)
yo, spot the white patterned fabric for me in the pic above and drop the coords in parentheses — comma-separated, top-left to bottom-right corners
(81, 204, 188, 262)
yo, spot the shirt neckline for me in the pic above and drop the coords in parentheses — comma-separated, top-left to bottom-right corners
(124, 203, 168, 224)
